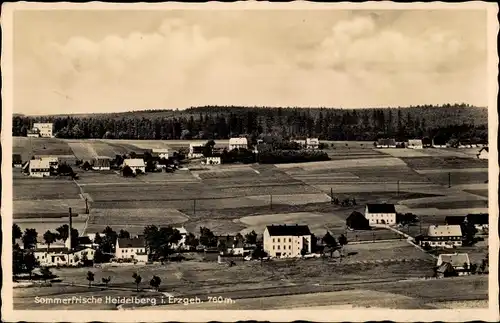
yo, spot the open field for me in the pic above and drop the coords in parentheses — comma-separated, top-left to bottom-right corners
(15, 217, 88, 236)
(401, 156, 488, 170)
(14, 179, 81, 200)
(13, 199, 86, 217)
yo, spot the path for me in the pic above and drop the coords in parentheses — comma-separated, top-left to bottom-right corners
(372, 224, 437, 259)
(73, 179, 92, 235)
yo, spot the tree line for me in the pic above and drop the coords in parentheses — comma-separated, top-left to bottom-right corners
(13, 104, 487, 142)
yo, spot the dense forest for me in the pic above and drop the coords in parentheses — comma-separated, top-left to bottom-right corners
(12, 104, 488, 142)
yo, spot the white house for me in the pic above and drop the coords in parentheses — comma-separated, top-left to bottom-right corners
(32, 123, 54, 138)
(29, 159, 51, 177)
(188, 143, 205, 159)
(364, 204, 397, 225)
(376, 138, 397, 148)
(123, 158, 146, 174)
(34, 246, 95, 267)
(263, 224, 312, 258)
(171, 227, 191, 250)
(477, 147, 488, 160)
(306, 138, 320, 150)
(420, 225, 463, 248)
(152, 148, 171, 160)
(115, 237, 148, 262)
(92, 157, 111, 170)
(229, 137, 248, 151)
(27, 130, 40, 138)
(436, 253, 471, 276)
(407, 139, 424, 149)
(204, 156, 222, 165)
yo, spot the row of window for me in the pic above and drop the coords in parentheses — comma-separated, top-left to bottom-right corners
(272, 238, 294, 243)
(273, 245, 292, 250)
(30, 169, 50, 172)
(122, 248, 144, 253)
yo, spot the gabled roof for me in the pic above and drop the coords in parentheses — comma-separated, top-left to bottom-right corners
(366, 204, 396, 214)
(428, 225, 462, 237)
(93, 157, 111, 167)
(377, 138, 396, 146)
(117, 237, 145, 249)
(408, 139, 423, 145)
(29, 159, 50, 170)
(266, 224, 311, 236)
(229, 137, 248, 145)
(444, 216, 466, 225)
(437, 253, 470, 267)
(78, 236, 93, 245)
(347, 211, 367, 221)
(478, 147, 489, 153)
(123, 159, 145, 167)
(436, 262, 455, 274)
(466, 213, 489, 225)
(175, 227, 188, 235)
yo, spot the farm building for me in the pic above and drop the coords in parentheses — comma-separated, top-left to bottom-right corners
(346, 211, 370, 230)
(13, 154, 23, 168)
(432, 136, 448, 148)
(477, 147, 488, 160)
(407, 139, 424, 149)
(27, 129, 40, 137)
(32, 122, 54, 138)
(306, 138, 320, 149)
(217, 235, 246, 255)
(435, 262, 457, 278)
(420, 225, 463, 249)
(188, 143, 205, 159)
(92, 157, 111, 170)
(436, 253, 471, 276)
(375, 138, 396, 148)
(123, 158, 146, 174)
(35, 156, 59, 169)
(28, 159, 51, 177)
(263, 224, 312, 258)
(364, 204, 397, 225)
(171, 227, 191, 251)
(34, 246, 95, 267)
(465, 213, 489, 231)
(444, 216, 466, 226)
(115, 237, 148, 263)
(152, 148, 171, 159)
(204, 156, 222, 165)
(229, 137, 248, 151)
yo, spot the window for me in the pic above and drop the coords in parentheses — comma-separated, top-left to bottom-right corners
(273, 238, 275, 243)
(278, 238, 280, 243)
(289, 245, 291, 250)
(273, 246, 275, 250)
(289, 238, 291, 242)
(277, 245, 280, 250)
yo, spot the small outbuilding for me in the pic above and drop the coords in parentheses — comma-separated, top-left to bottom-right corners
(346, 211, 370, 230)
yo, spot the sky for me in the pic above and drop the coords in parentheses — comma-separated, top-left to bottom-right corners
(12, 9, 489, 115)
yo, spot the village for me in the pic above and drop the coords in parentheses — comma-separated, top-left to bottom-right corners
(12, 122, 490, 309)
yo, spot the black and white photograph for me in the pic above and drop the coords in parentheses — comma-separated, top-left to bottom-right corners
(1, 1, 498, 322)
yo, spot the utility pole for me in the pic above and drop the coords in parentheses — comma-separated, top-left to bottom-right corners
(330, 188, 333, 204)
(85, 198, 89, 214)
(193, 199, 196, 216)
(448, 172, 451, 188)
(270, 194, 273, 210)
(397, 180, 400, 196)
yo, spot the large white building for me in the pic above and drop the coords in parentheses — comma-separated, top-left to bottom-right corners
(32, 123, 54, 138)
(229, 137, 248, 151)
(34, 246, 95, 267)
(306, 138, 320, 149)
(420, 225, 463, 248)
(152, 148, 171, 159)
(123, 159, 146, 174)
(115, 237, 148, 262)
(28, 159, 51, 177)
(188, 143, 205, 159)
(263, 224, 312, 258)
(364, 204, 397, 225)
(407, 139, 424, 149)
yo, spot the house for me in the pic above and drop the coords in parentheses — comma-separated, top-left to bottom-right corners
(188, 143, 205, 159)
(115, 237, 148, 262)
(35, 156, 59, 169)
(432, 136, 448, 148)
(477, 147, 488, 160)
(407, 139, 424, 149)
(229, 137, 248, 151)
(364, 204, 397, 225)
(32, 123, 54, 138)
(444, 216, 466, 226)
(306, 138, 319, 150)
(263, 224, 312, 258)
(435, 262, 457, 278)
(422, 138, 432, 148)
(204, 156, 222, 165)
(13, 154, 23, 168)
(346, 211, 370, 230)
(123, 158, 146, 174)
(29, 159, 51, 177)
(465, 213, 489, 231)
(217, 235, 246, 255)
(27, 129, 40, 138)
(92, 157, 111, 170)
(420, 225, 463, 248)
(34, 246, 95, 267)
(375, 138, 396, 148)
(171, 227, 191, 251)
(436, 253, 471, 276)
(152, 148, 171, 160)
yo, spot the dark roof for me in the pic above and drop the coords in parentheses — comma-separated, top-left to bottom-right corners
(13, 154, 22, 163)
(377, 138, 396, 146)
(347, 211, 366, 221)
(366, 204, 396, 214)
(479, 147, 489, 153)
(466, 213, 488, 225)
(445, 216, 466, 225)
(78, 236, 93, 245)
(117, 237, 145, 248)
(93, 158, 111, 167)
(346, 211, 370, 229)
(266, 224, 311, 236)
